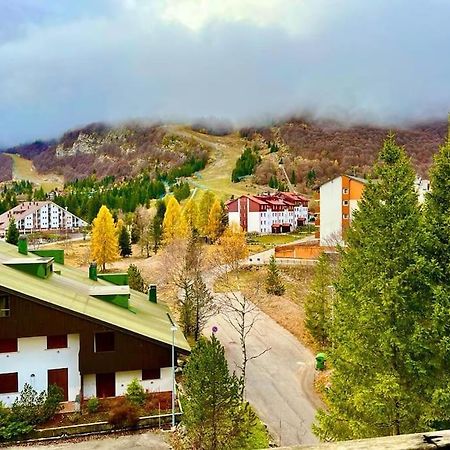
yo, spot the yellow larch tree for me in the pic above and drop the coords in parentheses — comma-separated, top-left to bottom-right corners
(90, 205, 119, 272)
(206, 199, 223, 242)
(217, 224, 249, 270)
(197, 190, 216, 236)
(183, 197, 199, 232)
(163, 196, 189, 244)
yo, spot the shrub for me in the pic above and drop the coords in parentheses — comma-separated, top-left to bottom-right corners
(0, 419, 34, 442)
(108, 401, 139, 428)
(10, 383, 63, 426)
(40, 384, 64, 422)
(86, 396, 100, 414)
(11, 383, 46, 425)
(125, 378, 146, 406)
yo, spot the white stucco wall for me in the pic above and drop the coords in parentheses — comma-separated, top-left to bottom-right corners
(247, 211, 261, 233)
(320, 177, 343, 246)
(228, 211, 240, 229)
(82, 367, 173, 399)
(0, 334, 80, 406)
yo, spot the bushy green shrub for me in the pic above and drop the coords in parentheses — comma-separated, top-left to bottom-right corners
(86, 396, 100, 413)
(0, 401, 33, 442)
(40, 384, 64, 422)
(125, 378, 146, 406)
(10, 383, 63, 426)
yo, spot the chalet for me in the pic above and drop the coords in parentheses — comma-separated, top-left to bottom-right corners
(0, 201, 88, 238)
(226, 192, 309, 234)
(0, 240, 189, 406)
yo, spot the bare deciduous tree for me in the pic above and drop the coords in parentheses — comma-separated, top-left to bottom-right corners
(217, 273, 270, 398)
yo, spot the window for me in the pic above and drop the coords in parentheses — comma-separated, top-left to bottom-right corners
(343, 200, 349, 206)
(0, 338, 17, 353)
(142, 369, 160, 380)
(47, 335, 68, 349)
(0, 373, 18, 394)
(343, 188, 349, 194)
(0, 296, 10, 317)
(343, 213, 349, 219)
(95, 332, 115, 352)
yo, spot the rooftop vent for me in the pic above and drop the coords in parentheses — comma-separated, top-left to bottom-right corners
(97, 273, 129, 286)
(89, 285, 130, 309)
(3, 257, 54, 279)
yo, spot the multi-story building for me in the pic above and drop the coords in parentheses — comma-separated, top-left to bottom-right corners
(227, 192, 309, 233)
(0, 240, 189, 405)
(0, 201, 88, 237)
(415, 176, 431, 204)
(316, 175, 366, 246)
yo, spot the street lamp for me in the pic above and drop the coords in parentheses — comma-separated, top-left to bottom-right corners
(167, 313, 177, 429)
(171, 324, 177, 429)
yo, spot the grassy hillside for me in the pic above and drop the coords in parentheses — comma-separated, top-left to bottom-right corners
(163, 125, 258, 200)
(6, 153, 63, 192)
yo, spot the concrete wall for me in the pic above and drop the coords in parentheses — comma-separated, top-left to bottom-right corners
(0, 334, 80, 406)
(320, 177, 343, 246)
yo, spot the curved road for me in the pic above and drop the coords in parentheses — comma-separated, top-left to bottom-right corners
(205, 238, 323, 447)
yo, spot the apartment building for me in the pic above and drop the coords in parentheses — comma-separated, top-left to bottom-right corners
(316, 175, 366, 246)
(227, 192, 309, 233)
(0, 201, 88, 237)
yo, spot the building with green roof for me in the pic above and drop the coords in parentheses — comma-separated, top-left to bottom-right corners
(0, 240, 189, 405)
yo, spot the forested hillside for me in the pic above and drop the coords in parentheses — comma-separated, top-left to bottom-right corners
(2, 119, 447, 191)
(4, 123, 208, 182)
(242, 119, 447, 190)
(0, 154, 13, 182)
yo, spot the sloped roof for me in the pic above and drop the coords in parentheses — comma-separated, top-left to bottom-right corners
(0, 201, 88, 230)
(0, 241, 190, 353)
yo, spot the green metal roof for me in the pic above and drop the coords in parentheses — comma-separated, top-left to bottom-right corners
(0, 241, 190, 353)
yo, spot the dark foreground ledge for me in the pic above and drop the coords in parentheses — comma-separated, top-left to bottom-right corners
(276, 430, 450, 450)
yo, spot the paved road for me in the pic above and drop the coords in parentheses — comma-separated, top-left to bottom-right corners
(208, 293, 322, 447)
(205, 237, 323, 447)
(8, 431, 170, 450)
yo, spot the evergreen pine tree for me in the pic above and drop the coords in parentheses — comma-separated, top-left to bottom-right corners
(90, 205, 119, 271)
(5, 219, 19, 245)
(265, 255, 285, 296)
(291, 170, 297, 185)
(128, 264, 146, 293)
(423, 134, 450, 427)
(183, 335, 253, 449)
(118, 226, 132, 257)
(314, 134, 435, 440)
(304, 254, 335, 347)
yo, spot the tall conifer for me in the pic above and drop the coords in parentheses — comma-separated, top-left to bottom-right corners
(315, 135, 435, 440)
(423, 133, 450, 427)
(90, 205, 119, 271)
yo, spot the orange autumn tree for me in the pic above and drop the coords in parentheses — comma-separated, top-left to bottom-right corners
(91, 205, 119, 271)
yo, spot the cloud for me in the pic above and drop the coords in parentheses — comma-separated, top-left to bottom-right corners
(0, 0, 449, 146)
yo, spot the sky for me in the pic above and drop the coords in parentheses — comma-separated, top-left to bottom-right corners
(0, 0, 449, 146)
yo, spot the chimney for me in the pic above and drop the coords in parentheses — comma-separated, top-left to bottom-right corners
(18, 236, 28, 255)
(89, 262, 97, 281)
(148, 285, 157, 303)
